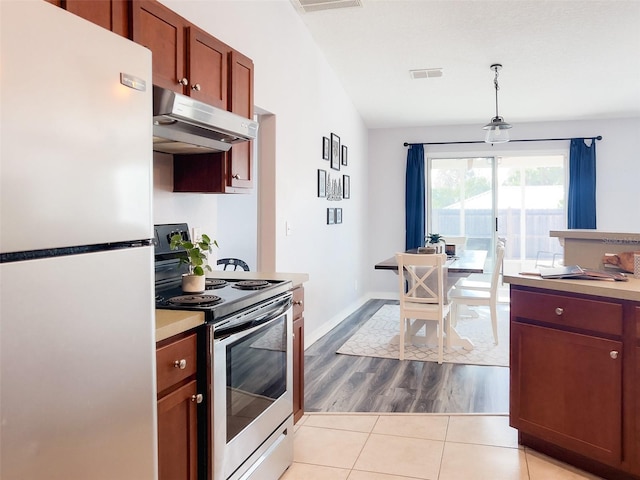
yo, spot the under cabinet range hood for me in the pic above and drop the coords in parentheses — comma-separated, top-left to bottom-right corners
(152, 85, 258, 154)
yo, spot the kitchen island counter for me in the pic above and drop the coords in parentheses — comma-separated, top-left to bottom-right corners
(504, 271, 640, 301)
(506, 270, 640, 480)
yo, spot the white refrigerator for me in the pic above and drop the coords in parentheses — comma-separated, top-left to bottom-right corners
(0, 2, 157, 479)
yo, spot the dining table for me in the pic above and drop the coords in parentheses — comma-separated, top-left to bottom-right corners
(374, 248, 487, 277)
(375, 249, 488, 351)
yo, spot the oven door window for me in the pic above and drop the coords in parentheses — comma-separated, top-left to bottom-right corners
(226, 315, 287, 442)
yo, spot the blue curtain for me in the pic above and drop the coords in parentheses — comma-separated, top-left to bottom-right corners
(567, 138, 597, 229)
(405, 144, 425, 250)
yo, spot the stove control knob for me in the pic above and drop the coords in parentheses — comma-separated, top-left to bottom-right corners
(174, 359, 187, 370)
(191, 394, 203, 404)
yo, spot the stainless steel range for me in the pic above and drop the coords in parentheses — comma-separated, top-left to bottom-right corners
(154, 224, 294, 480)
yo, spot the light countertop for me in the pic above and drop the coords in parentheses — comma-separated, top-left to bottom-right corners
(156, 309, 205, 342)
(504, 272, 640, 302)
(155, 271, 309, 342)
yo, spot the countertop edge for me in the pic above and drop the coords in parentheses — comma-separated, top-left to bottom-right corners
(155, 310, 205, 342)
(504, 272, 640, 301)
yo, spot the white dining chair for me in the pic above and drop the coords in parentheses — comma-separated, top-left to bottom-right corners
(454, 238, 506, 291)
(449, 244, 505, 345)
(396, 252, 450, 363)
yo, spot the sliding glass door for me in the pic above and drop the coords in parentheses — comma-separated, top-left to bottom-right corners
(428, 157, 495, 260)
(428, 154, 567, 273)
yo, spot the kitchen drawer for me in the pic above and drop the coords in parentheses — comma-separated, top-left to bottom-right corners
(156, 332, 197, 394)
(511, 289, 622, 336)
(292, 286, 304, 321)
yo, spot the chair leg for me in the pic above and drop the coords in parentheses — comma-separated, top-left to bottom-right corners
(490, 301, 498, 345)
(445, 306, 452, 349)
(399, 316, 405, 360)
(437, 317, 444, 364)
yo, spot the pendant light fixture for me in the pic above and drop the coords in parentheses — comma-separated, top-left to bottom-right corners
(483, 63, 512, 144)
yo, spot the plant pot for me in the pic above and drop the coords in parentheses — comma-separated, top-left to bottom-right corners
(182, 274, 205, 293)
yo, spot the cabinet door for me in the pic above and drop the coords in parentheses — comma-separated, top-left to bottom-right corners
(158, 380, 198, 480)
(65, 0, 128, 37)
(292, 286, 305, 423)
(293, 317, 304, 423)
(131, 0, 186, 93)
(226, 50, 254, 190)
(187, 26, 228, 108)
(511, 322, 622, 464)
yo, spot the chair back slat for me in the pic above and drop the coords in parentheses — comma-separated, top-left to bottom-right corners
(396, 253, 447, 305)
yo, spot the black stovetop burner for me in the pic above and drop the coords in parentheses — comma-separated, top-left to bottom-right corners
(167, 294, 223, 306)
(206, 279, 228, 289)
(233, 280, 269, 290)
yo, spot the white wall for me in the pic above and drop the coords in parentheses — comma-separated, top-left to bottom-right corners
(367, 118, 640, 297)
(156, 0, 369, 341)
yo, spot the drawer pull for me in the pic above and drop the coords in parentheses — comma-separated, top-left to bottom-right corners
(191, 394, 203, 404)
(178, 77, 188, 86)
(294, 300, 303, 306)
(610, 351, 619, 359)
(555, 307, 564, 316)
(174, 359, 187, 370)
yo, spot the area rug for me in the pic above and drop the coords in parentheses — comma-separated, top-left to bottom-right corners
(336, 304, 509, 367)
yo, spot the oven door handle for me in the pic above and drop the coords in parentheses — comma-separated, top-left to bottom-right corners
(213, 294, 292, 339)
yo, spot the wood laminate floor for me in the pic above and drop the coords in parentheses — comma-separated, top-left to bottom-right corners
(304, 299, 510, 414)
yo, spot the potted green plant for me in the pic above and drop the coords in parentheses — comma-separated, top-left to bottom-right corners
(170, 233, 218, 293)
(426, 233, 445, 253)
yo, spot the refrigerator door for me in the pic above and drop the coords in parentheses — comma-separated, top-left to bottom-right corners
(0, 247, 157, 480)
(0, 1, 153, 254)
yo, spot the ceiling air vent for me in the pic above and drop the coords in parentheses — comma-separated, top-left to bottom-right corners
(293, 0, 363, 13)
(410, 68, 443, 79)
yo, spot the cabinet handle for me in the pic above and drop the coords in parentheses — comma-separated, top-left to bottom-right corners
(191, 83, 201, 91)
(191, 394, 203, 404)
(232, 174, 240, 180)
(174, 359, 187, 369)
(554, 307, 564, 316)
(294, 300, 303, 306)
(178, 78, 188, 86)
(610, 351, 619, 359)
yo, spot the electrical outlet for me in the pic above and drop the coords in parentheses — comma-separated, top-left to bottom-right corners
(191, 227, 201, 242)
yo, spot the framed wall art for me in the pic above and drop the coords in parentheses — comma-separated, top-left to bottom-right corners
(317, 169, 327, 197)
(343, 175, 350, 199)
(341, 145, 348, 166)
(330, 133, 341, 171)
(327, 208, 336, 224)
(322, 136, 330, 160)
(336, 208, 343, 224)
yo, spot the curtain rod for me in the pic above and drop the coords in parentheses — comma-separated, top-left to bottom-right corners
(403, 136, 602, 147)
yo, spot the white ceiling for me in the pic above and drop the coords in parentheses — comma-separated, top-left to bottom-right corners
(291, 0, 640, 129)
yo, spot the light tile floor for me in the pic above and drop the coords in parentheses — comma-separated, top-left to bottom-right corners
(281, 413, 604, 480)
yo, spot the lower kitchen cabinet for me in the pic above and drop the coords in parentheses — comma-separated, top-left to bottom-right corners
(292, 286, 305, 423)
(157, 380, 198, 480)
(156, 331, 202, 480)
(510, 286, 640, 479)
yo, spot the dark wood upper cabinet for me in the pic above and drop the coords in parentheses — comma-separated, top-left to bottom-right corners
(131, 0, 187, 93)
(48, 0, 128, 37)
(187, 26, 228, 109)
(226, 50, 255, 190)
